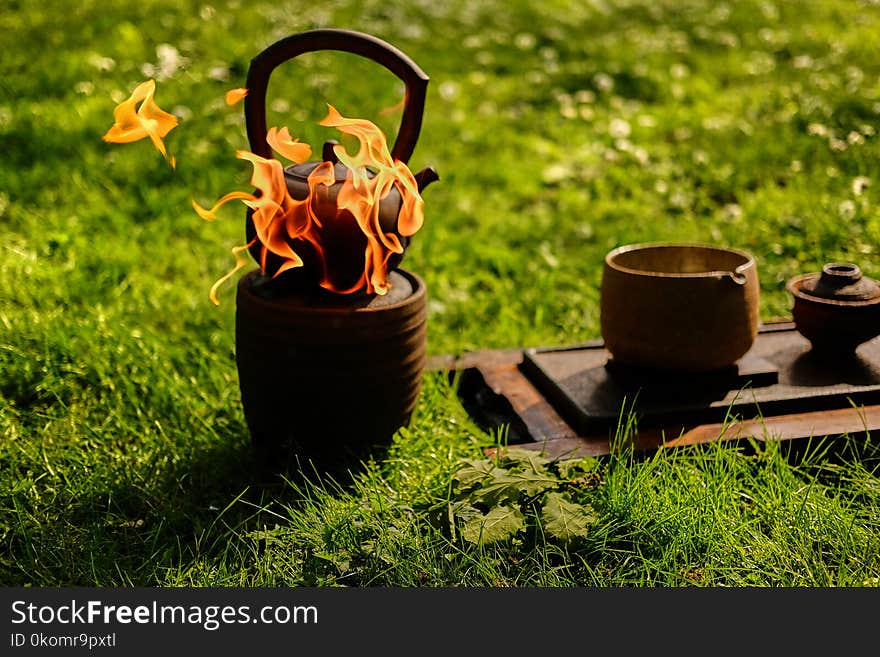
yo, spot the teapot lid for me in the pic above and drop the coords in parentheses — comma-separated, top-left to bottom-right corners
(285, 160, 352, 182)
(285, 141, 353, 183)
(801, 263, 880, 301)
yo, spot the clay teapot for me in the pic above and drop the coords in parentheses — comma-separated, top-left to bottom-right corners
(242, 29, 439, 290)
(600, 243, 761, 372)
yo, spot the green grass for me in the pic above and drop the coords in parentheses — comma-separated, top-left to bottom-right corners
(2, 0, 880, 586)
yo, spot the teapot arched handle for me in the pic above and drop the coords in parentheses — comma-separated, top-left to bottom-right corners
(244, 28, 429, 164)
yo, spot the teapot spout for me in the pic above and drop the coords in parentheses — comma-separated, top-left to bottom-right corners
(414, 166, 440, 193)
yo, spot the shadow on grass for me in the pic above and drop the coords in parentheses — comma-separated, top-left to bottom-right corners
(1, 428, 384, 586)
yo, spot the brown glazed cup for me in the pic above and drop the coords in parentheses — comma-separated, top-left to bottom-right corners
(600, 243, 760, 372)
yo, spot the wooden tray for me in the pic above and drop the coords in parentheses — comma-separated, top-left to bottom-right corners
(429, 322, 880, 459)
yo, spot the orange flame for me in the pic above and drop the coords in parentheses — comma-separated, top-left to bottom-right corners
(103, 79, 178, 168)
(195, 105, 424, 304)
(266, 126, 312, 163)
(321, 105, 424, 238)
(225, 87, 248, 106)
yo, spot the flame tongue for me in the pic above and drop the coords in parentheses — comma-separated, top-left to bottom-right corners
(196, 104, 425, 303)
(267, 126, 312, 163)
(103, 79, 178, 168)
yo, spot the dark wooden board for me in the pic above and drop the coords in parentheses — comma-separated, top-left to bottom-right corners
(520, 323, 880, 436)
(429, 322, 880, 459)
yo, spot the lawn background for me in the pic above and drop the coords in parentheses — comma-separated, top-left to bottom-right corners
(2, 0, 880, 586)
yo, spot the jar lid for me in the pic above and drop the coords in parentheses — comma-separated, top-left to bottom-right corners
(801, 263, 880, 301)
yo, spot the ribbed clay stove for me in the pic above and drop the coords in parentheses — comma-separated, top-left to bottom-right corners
(236, 269, 427, 468)
(231, 29, 438, 470)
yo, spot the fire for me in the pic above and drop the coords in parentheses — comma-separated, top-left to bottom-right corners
(102, 79, 178, 168)
(266, 126, 312, 163)
(225, 87, 248, 106)
(194, 105, 425, 304)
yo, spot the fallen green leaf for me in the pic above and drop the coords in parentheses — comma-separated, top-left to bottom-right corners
(461, 505, 525, 545)
(541, 492, 596, 543)
(452, 458, 497, 490)
(470, 469, 558, 507)
(498, 448, 551, 474)
(555, 457, 600, 480)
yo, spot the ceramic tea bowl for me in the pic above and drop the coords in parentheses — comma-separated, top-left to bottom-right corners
(600, 243, 760, 373)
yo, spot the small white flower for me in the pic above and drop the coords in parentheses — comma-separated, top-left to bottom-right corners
(540, 47, 557, 61)
(539, 242, 559, 268)
(208, 66, 230, 82)
(846, 66, 864, 83)
(87, 54, 116, 71)
(477, 101, 496, 116)
(608, 118, 631, 138)
(576, 223, 594, 239)
(526, 70, 548, 85)
(401, 24, 423, 40)
(574, 89, 595, 104)
(469, 71, 488, 86)
(172, 105, 193, 121)
(723, 204, 742, 220)
(439, 81, 459, 100)
(541, 163, 572, 184)
(718, 32, 740, 48)
(670, 63, 689, 79)
(853, 176, 870, 196)
(155, 43, 190, 81)
(270, 98, 290, 113)
(674, 126, 692, 141)
(702, 116, 729, 131)
(594, 72, 614, 92)
(514, 33, 536, 49)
